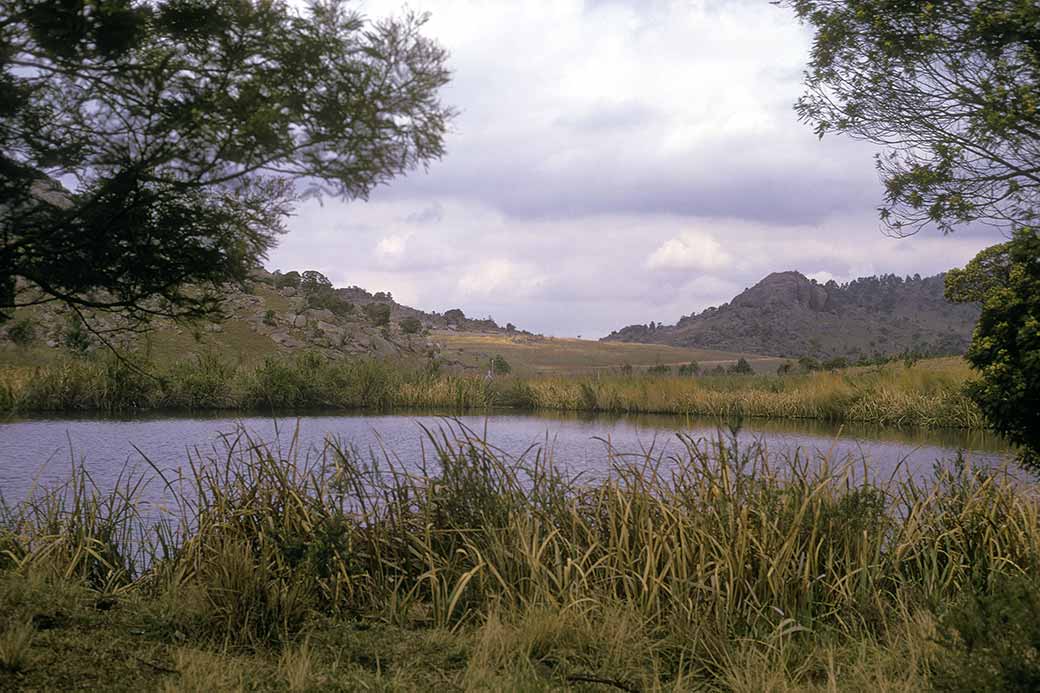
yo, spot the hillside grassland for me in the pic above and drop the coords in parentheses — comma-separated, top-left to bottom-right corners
(1, 425, 1037, 691)
(433, 331, 783, 375)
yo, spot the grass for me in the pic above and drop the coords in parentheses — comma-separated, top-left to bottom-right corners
(432, 331, 782, 375)
(0, 352, 982, 429)
(0, 422, 1037, 690)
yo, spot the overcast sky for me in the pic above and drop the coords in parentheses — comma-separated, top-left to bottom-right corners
(268, 0, 1002, 338)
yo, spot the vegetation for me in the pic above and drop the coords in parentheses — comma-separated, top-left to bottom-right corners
(784, 0, 1039, 235)
(399, 317, 423, 335)
(605, 271, 979, 361)
(947, 228, 1040, 470)
(0, 424, 1036, 690)
(0, 353, 982, 428)
(1, 0, 453, 326)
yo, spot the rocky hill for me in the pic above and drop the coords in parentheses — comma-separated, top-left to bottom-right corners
(603, 271, 980, 360)
(0, 267, 525, 364)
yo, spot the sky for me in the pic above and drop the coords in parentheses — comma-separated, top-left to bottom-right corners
(268, 0, 1003, 338)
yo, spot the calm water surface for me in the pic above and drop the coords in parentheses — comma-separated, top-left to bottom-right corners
(0, 410, 1013, 508)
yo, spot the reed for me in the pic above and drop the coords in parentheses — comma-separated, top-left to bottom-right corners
(0, 354, 981, 429)
(1, 422, 1035, 689)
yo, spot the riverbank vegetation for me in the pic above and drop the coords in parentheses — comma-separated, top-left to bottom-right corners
(0, 424, 1036, 691)
(0, 353, 981, 428)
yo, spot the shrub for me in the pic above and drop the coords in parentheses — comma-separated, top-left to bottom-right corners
(932, 574, 1040, 692)
(822, 356, 849, 371)
(491, 355, 511, 375)
(363, 303, 391, 327)
(647, 364, 671, 375)
(678, 361, 700, 376)
(399, 317, 422, 334)
(728, 358, 754, 375)
(262, 309, 277, 326)
(6, 318, 35, 346)
(62, 317, 91, 354)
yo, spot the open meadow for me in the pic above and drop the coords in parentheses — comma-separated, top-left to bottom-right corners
(432, 332, 783, 375)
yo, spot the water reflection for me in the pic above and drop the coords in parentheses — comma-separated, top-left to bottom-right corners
(0, 409, 1013, 509)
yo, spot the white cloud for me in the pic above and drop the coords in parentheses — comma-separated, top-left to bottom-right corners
(457, 259, 547, 299)
(265, 1, 1003, 339)
(375, 234, 409, 259)
(646, 231, 732, 271)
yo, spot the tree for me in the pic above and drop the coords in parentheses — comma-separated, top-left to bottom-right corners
(784, 0, 1039, 235)
(728, 357, 754, 375)
(490, 354, 511, 375)
(363, 302, 391, 327)
(946, 228, 1040, 469)
(399, 316, 421, 334)
(1, 0, 453, 328)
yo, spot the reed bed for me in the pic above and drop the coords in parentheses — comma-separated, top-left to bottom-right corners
(1, 423, 1036, 689)
(0, 352, 981, 429)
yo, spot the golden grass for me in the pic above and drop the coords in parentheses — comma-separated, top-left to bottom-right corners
(0, 352, 982, 429)
(433, 331, 781, 375)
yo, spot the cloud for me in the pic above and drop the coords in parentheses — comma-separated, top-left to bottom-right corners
(646, 230, 732, 271)
(457, 259, 548, 299)
(266, 1, 1002, 339)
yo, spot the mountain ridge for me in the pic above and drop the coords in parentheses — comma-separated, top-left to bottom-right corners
(602, 270, 979, 360)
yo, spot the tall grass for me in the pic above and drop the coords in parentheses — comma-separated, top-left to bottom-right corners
(2, 423, 1035, 684)
(0, 352, 982, 429)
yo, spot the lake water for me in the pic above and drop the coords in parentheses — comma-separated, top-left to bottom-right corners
(0, 410, 1013, 509)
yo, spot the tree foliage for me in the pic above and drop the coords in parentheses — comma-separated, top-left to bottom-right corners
(785, 0, 1040, 235)
(946, 228, 1040, 468)
(0, 0, 453, 326)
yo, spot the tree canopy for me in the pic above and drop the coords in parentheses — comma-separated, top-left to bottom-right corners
(0, 0, 453, 327)
(785, 0, 1039, 235)
(946, 228, 1040, 468)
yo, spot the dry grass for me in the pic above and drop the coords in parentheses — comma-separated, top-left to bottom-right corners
(434, 331, 781, 375)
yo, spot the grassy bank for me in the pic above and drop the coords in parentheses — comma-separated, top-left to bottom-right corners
(1, 424, 1038, 690)
(0, 352, 981, 428)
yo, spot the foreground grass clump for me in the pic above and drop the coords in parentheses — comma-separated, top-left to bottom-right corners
(0, 352, 981, 428)
(0, 423, 1036, 690)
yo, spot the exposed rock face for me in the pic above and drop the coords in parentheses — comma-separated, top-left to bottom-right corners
(603, 271, 980, 360)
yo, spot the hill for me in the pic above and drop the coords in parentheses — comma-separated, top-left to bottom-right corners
(602, 271, 980, 360)
(0, 268, 523, 367)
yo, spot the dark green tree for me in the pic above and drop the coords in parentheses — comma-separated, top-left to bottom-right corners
(947, 228, 1040, 469)
(490, 354, 511, 375)
(363, 302, 391, 327)
(1, 0, 453, 328)
(399, 316, 422, 334)
(728, 357, 754, 375)
(784, 0, 1039, 235)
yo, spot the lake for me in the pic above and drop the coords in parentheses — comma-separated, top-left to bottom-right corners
(0, 410, 1013, 510)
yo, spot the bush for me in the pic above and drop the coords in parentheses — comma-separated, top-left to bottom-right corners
(62, 318, 91, 354)
(399, 317, 422, 334)
(490, 354, 511, 375)
(678, 361, 700, 376)
(6, 318, 35, 346)
(363, 303, 391, 327)
(728, 358, 754, 375)
(262, 309, 277, 326)
(647, 364, 671, 375)
(822, 356, 849, 371)
(932, 574, 1040, 692)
